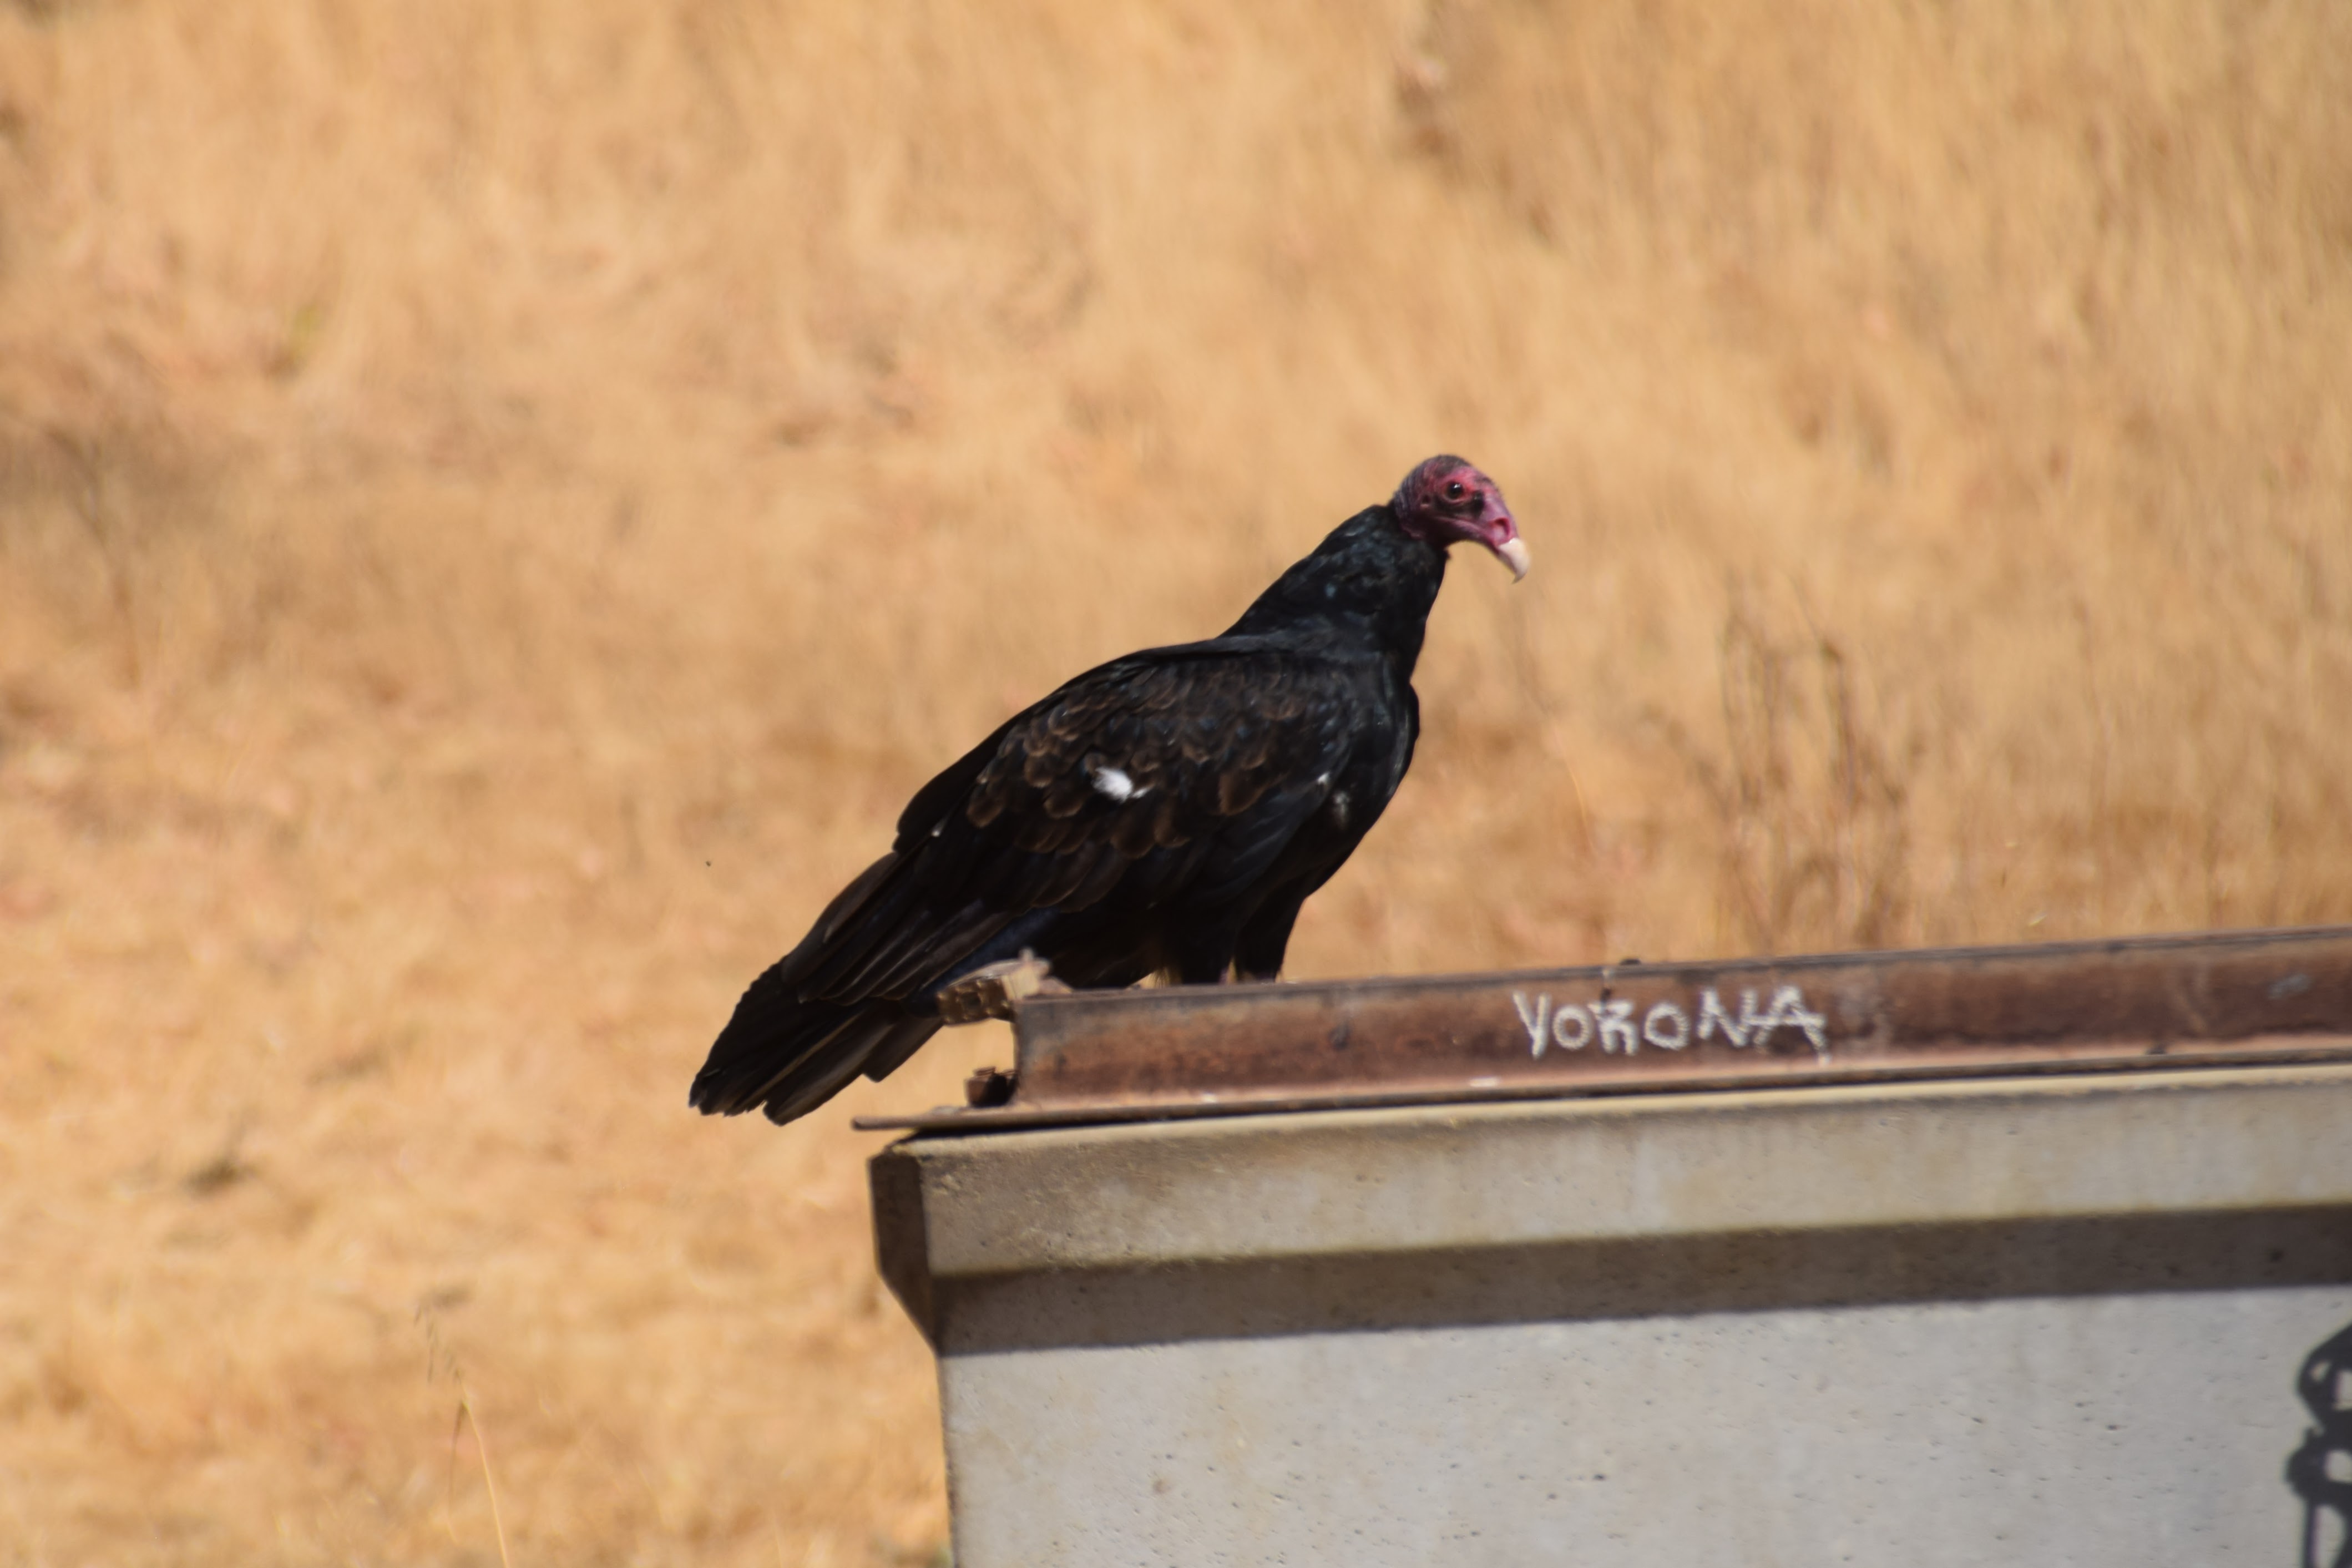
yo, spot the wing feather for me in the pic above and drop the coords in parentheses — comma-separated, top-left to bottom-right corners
(757, 641, 1378, 1018)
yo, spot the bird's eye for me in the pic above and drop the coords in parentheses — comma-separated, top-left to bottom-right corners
(1444, 480, 1466, 501)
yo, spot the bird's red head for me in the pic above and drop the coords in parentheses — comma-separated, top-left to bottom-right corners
(1391, 455, 1529, 581)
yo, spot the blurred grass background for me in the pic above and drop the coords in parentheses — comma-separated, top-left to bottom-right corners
(1, 1, 2347, 1562)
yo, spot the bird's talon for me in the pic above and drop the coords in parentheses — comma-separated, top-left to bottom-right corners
(937, 951, 1069, 1025)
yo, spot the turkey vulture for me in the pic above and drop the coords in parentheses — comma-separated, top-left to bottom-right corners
(691, 455, 1527, 1125)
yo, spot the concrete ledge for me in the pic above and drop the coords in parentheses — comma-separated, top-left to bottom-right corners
(874, 1063, 2352, 1348)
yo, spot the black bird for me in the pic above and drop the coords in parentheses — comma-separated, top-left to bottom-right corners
(690, 455, 1529, 1125)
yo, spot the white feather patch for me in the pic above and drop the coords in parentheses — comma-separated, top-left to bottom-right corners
(1091, 765, 1140, 802)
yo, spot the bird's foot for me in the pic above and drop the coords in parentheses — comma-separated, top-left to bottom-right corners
(937, 950, 1071, 1025)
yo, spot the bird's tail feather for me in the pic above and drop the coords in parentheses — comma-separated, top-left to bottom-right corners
(689, 973, 940, 1122)
(757, 1010, 941, 1125)
(858, 1014, 943, 1086)
(694, 841, 1009, 1122)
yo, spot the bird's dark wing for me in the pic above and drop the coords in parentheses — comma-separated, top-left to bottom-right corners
(690, 636, 1396, 1122)
(783, 636, 1376, 1004)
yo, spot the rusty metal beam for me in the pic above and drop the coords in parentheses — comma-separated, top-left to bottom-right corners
(854, 925, 2352, 1132)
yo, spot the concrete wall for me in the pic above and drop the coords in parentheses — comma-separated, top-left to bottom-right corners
(873, 1065, 2352, 1566)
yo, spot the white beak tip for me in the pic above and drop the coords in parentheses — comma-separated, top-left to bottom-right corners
(1495, 537, 1531, 582)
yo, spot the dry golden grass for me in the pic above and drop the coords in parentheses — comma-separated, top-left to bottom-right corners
(1, 1, 2347, 1561)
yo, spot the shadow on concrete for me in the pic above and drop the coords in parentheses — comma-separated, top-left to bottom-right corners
(916, 1205, 2352, 1353)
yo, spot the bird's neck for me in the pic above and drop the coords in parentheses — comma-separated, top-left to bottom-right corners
(1225, 507, 1446, 678)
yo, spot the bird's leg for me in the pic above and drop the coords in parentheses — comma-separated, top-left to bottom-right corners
(935, 950, 1072, 1025)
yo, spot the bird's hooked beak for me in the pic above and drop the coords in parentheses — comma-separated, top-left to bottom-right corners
(1480, 494, 1530, 582)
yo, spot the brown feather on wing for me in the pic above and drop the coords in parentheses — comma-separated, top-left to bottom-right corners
(746, 645, 1377, 1036)
(965, 654, 1353, 873)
